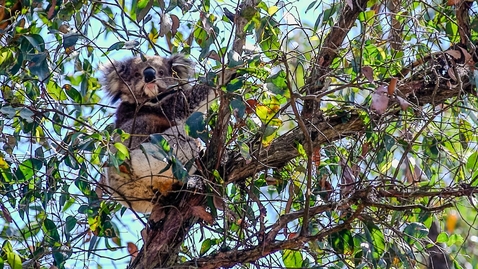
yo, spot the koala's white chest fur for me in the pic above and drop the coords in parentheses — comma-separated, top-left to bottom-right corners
(106, 128, 199, 213)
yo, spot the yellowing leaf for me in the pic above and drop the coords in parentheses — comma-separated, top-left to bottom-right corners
(268, 6, 279, 15)
(261, 126, 279, 147)
(0, 157, 9, 169)
(256, 104, 276, 122)
(446, 211, 459, 233)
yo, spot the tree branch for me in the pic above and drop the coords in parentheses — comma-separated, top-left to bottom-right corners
(302, 0, 369, 117)
(182, 184, 477, 267)
(227, 71, 473, 183)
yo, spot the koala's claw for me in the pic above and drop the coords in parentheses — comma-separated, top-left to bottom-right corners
(186, 175, 204, 191)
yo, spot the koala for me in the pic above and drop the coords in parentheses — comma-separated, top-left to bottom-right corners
(101, 54, 215, 213)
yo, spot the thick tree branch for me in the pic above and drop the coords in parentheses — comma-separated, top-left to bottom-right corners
(227, 72, 473, 183)
(129, 192, 204, 269)
(456, 0, 472, 47)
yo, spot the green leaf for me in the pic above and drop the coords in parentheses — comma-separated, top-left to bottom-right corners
(46, 80, 67, 101)
(16, 158, 43, 182)
(43, 218, 61, 244)
(150, 134, 171, 154)
(226, 78, 243, 92)
(107, 41, 125, 51)
(171, 156, 188, 181)
(466, 151, 478, 172)
(328, 229, 354, 254)
(445, 21, 458, 43)
(422, 136, 439, 159)
(65, 86, 82, 103)
(65, 216, 77, 233)
(363, 221, 385, 264)
(230, 97, 246, 118)
(447, 233, 464, 246)
(165, 0, 179, 12)
(0, 240, 22, 269)
(0, 48, 16, 75)
(0, 106, 16, 119)
(282, 249, 303, 268)
(256, 17, 280, 59)
(62, 34, 79, 48)
(185, 112, 208, 142)
(227, 50, 244, 67)
(200, 238, 213, 256)
(136, 0, 153, 22)
(459, 119, 473, 149)
(266, 70, 288, 96)
(6, 251, 22, 269)
(261, 126, 279, 147)
(238, 142, 252, 163)
(383, 134, 395, 151)
(28, 52, 49, 81)
(22, 34, 45, 52)
(453, 259, 464, 269)
(436, 232, 449, 243)
(114, 142, 130, 159)
(18, 108, 34, 123)
(75, 178, 91, 196)
(403, 222, 429, 245)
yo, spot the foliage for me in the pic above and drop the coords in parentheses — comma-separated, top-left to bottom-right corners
(1, 0, 478, 268)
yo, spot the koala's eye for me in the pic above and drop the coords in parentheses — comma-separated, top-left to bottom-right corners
(158, 70, 164, 76)
(134, 72, 141, 78)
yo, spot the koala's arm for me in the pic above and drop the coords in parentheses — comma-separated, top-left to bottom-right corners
(119, 115, 172, 149)
(160, 84, 215, 121)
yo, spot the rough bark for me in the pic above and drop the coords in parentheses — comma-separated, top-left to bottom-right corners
(129, 192, 204, 269)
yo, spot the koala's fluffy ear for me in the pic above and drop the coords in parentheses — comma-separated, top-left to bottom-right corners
(100, 58, 130, 102)
(168, 54, 194, 80)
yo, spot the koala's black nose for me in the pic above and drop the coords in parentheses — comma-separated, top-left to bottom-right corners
(143, 67, 156, 83)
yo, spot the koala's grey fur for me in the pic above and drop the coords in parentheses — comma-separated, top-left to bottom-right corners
(101, 54, 215, 213)
(102, 54, 214, 148)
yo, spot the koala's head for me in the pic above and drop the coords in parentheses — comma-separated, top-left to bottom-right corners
(101, 54, 193, 104)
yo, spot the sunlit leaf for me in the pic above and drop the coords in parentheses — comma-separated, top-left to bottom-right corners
(447, 233, 464, 246)
(2, 241, 22, 269)
(114, 142, 130, 159)
(282, 249, 303, 268)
